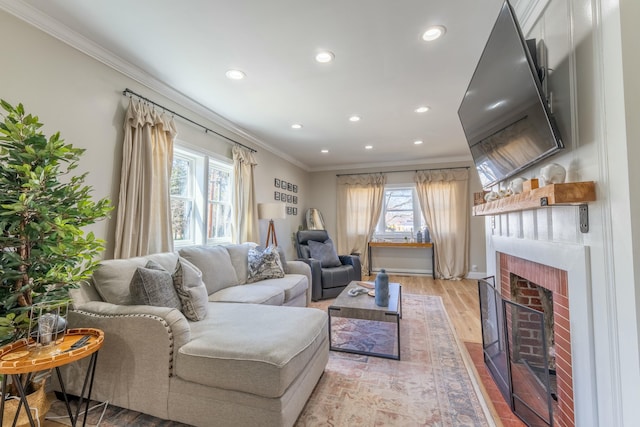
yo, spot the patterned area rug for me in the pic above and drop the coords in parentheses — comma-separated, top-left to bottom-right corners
(45, 295, 492, 427)
(297, 294, 493, 427)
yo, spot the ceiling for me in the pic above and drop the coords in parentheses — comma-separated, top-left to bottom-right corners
(8, 0, 506, 171)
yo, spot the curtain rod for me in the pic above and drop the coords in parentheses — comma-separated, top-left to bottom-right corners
(336, 166, 469, 177)
(122, 88, 257, 153)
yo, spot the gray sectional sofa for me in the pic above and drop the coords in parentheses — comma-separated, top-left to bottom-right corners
(56, 243, 329, 427)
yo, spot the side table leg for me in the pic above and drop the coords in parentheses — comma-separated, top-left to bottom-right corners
(55, 351, 100, 427)
(432, 245, 436, 279)
(0, 374, 6, 425)
(11, 374, 36, 427)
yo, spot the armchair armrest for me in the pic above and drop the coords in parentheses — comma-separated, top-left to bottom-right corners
(296, 258, 323, 301)
(339, 255, 363, 281)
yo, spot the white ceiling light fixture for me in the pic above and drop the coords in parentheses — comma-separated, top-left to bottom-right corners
(365, 145, 373, 150)
(422, 25, 446, 42)
(415, 106, 430, 113)
(225, 69, 246, 80)
(349, 115, 361, 122)
(315, 51, 335, 63)
(414, 140, 424, 145)
(321, 149, 329, 154)
(291, 123, 303, 129)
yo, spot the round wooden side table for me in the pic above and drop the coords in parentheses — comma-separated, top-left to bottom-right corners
(0, 328, 104, 427)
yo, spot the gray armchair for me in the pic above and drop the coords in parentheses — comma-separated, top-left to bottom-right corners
(295, 230, 362, 301)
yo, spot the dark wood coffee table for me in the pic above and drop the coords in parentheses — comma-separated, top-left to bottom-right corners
(328, 281, 402, 360)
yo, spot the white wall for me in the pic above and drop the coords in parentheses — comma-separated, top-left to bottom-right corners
(485, 0, 640, 424)
(308, 161, 487, 276)
(0, 10, 308, 261)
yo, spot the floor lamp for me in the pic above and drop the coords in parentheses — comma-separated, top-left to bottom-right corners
(258, 202, 287, 247)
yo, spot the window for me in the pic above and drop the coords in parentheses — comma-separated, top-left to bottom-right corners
(170, 145, 233, 246)
(170, 154, 195, 242)
(375, 186, 426, 238)
(206, 165, 232, 242)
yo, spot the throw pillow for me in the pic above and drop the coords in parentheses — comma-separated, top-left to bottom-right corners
(130, 260, 182, 309)
(308, 238, 342, 267)
(255, 245, 288, 273)
(246, 246, 285, 283)
(172, 258, 209, 321)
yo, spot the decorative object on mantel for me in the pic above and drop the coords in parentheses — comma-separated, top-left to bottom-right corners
(484, 191, 500, 202)
(509, 177, 527, 194)
(472, 181, 596, 216)
(474, 191, 489, 205)
(375, 269, 390, 307)
(540, 163, 566, 186)
(522, 178, 539, 192)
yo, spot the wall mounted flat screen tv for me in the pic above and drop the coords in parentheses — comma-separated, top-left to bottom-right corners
(458, 0, 563, 189)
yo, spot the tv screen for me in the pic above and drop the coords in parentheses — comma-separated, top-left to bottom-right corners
(458, 0, 563, 189)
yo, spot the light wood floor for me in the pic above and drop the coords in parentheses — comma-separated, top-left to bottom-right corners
(362, 273, 483, 344)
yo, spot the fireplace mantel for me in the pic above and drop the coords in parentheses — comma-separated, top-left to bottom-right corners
(473, 181, 596, 216)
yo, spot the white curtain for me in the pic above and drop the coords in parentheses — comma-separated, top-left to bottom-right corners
(414, 169, 469, 279)
(232, 145, 259, 243)
(114, 100, 177, 258)
(336, 173, 386, 274)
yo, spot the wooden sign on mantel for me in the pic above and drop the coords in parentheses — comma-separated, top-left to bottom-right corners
(472, 181, 596, 216)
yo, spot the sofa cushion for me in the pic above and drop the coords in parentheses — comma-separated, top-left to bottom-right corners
(175, 303, 328, 398)
(172, 258, 208, 321)
(178, 246, 239, 295)
(224, 243, 256, 284)
(208, 284, 284, 305)
(130, 260, 182, 309)
(256, 274, 307, 303)
(247, 246, 285, 283)
(307, 238, 341, 267)
(93, 252, 180, 305)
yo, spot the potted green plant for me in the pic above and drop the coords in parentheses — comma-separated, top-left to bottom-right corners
(0, 100, 111, 348)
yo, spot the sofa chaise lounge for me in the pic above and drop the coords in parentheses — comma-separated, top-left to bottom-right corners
(56, 243, 329, 427)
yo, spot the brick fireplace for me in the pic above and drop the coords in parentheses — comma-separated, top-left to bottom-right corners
(490, 235, 597, 426)
(500, 252, 573, 427)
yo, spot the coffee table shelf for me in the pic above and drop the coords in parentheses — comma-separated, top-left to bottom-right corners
(328, 281, 402, 360)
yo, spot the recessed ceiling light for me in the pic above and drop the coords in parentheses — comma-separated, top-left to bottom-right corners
(321, 149, 329, 154)
(291, 124, 303, 129)
(422, 25, 446, 41)
(415, 106, 430, 113)
(349, 115, 361, 122)
(365, 145, 373, 150)
(225, 69, 246, 80)
(414, 140, 424, 145)
(315, 51, 335, 63)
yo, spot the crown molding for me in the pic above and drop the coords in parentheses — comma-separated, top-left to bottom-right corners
(0, 0, 310, 171)
(308, 154, 473, 173)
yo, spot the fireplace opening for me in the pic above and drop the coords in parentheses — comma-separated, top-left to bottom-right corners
(510, 274, 558, 402)
(495, 252, 575, 427)
(478, 276, 558, 427)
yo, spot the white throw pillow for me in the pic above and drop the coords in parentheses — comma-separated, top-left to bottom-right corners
(246, 246, 285, 283)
